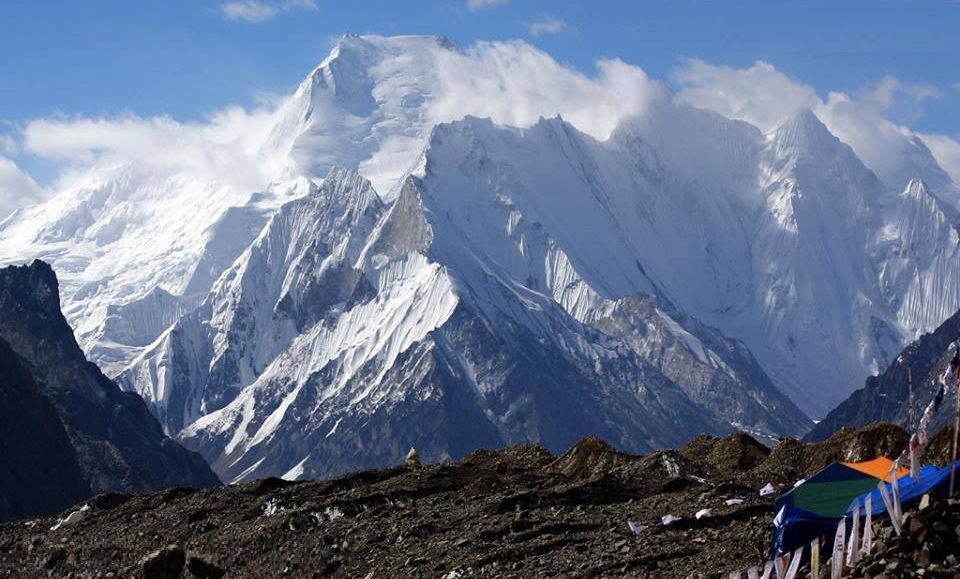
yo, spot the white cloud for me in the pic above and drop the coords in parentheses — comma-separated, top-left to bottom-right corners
(922, 132, 960, 185)
(429, 41, 667, 140)
(467, 0, 508, 10)
(855, 76, 942, 124)
(0, 156, 46, 222)
(0, 134, 18, 156)
(672, 59, 820, 132)
(526, 17, 566, 37)
(672, 58, 957, 194)
(220, 0, 316, 24)
(22, 106, 285, 193)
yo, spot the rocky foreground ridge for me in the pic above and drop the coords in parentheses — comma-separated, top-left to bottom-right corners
(1, 423, 958, 579)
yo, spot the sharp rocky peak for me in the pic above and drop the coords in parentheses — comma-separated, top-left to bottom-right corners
(769, 108, 841, 155)
(0, 260, 60, 316)
(318, 166, 382, 206)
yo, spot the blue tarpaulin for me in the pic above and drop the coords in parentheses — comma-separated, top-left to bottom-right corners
(771, 461, 959, 557)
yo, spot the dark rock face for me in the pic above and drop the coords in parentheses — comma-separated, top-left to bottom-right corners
(0, 260, 218, 518)
(594, 293, 811, 440)
(807, 308, 960, 442)
(0, 337, 89, 522)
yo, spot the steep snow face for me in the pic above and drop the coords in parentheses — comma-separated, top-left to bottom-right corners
(180, 252, 462, 481)
(743, 110, 893, 414)
(872, 179, 960, 336)
(0, 166, 308, 376)
(413, 111, 960, 417)
(414, 112, 821, 421)
(120, 169, 384, 433)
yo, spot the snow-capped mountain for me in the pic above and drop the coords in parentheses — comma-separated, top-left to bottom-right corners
(2, 35, 959, 481)
(121, 163, 805, 482)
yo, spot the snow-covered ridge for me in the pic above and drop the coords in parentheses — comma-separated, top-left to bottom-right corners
(412, 108, 960, 417)
(118, 161, 808, 482)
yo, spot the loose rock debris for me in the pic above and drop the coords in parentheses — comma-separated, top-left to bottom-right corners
(1, 423, 956, 578)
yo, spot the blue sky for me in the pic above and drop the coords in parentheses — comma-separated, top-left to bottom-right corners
(2, 0, 958, 133)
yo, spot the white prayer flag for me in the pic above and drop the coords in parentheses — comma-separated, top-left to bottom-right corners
(831, 519, 845, 579)
(760, 561, 774, 579)
(878, 482, 901, 535)
(729, 572, 742, 579)
(810, 538, 820, 579)
(773, 506, 786, 528)
(760, 483, 776, 496)
(846, 506, 860, 566)
(783, 547, 803, 579)
(909, 435, 921, 481)
(774, 555, 788, 579)
(747, 566, 759, 579)
(891, 468, 902, 523)
(860, 494, 873, 555)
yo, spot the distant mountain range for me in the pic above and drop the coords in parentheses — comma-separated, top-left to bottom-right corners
(2, 35, 959, 483)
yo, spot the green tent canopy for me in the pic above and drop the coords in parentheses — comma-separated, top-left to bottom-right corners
(775, 458, 907, 517)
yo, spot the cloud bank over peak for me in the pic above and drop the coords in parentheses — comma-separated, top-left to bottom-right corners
(426, 40, 666, 141)
(20, 106, 285, 194)
(673, 58, 960, 194)
(673, 59, 821, 132)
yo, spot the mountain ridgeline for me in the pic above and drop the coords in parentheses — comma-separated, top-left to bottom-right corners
(1, 35, 959, 486)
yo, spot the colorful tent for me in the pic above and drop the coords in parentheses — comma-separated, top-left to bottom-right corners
(771, 459, 960, 558)
(775, 459, 907, 518)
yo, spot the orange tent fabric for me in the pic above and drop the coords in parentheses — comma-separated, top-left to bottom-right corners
(841, 457, 909, 482)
